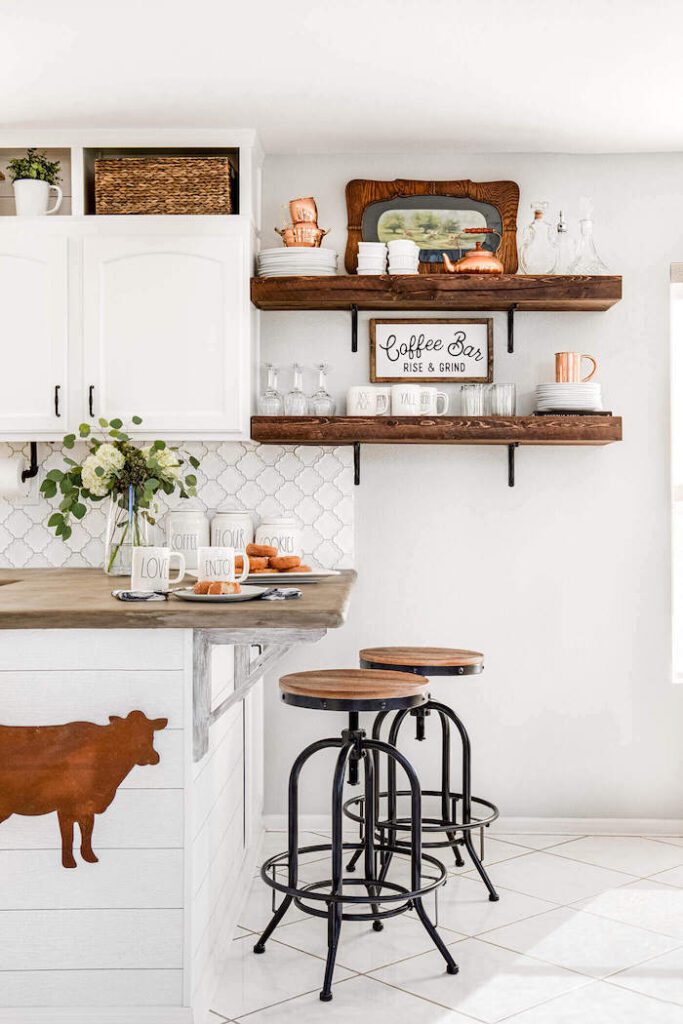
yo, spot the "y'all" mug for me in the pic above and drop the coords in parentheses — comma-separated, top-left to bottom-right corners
(131, 546, 186, 593)
(197, 546, 250, 583)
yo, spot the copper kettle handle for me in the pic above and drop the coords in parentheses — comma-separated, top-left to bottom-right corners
(463, 227, 501, 244)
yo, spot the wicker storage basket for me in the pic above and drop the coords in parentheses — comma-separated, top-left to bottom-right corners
(94, 156, 235, 215)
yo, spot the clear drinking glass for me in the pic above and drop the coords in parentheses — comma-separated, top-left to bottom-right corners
(485, 383, 516, 415)
(284, 363, 308, 416)
(308, 363, 336, 416)
(459, 384, 485, 415)
(258, 363, 284, 415)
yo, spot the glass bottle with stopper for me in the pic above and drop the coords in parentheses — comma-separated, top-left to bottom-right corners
(569, 197, 609, 275)
(519, 201, 558, 274)
(258, 363, 284, 415)
(308, 363, 336, 416)
(555, 210, 575, 274)
(284, 363, 309, 416)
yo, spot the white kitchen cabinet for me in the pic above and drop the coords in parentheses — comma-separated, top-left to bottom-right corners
(0, 235, 68, 438)
(82, 231, 250, 437)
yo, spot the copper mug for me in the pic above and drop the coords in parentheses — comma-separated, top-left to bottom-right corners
(555, 351, 598, 382)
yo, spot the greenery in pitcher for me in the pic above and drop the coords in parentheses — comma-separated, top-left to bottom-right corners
(6, 148, 61, 184)
(41, 417, 200, 574)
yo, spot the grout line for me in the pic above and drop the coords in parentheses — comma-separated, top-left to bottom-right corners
(493, 978, 600, 1022)
(229, 972, 361, 1021)
(602, 972, 683, 1009)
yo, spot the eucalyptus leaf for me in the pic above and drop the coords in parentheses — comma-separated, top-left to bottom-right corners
(41, 479, 57, 499)
(79, 423, 91, 437)
(63, 434, 76, 449)
(72, 503, 87, 520)
(46, 469, 64, 482)
(132, 415, 143, 425)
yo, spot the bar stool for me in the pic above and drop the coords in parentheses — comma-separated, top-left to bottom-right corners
(253, 668, 458, 1002)
(343, 647, 500, 902)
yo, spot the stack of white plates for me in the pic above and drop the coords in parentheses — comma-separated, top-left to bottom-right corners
(535, 382, 603, 412)
(257, 247, 338, 278)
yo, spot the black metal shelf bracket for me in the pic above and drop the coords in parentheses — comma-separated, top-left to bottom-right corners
(351, 304, 358, 353)
(507, 304, 518, 353)
(353, 442, 361, 485)
(21, 442, 39, 483)
(507, 443, 519, 487)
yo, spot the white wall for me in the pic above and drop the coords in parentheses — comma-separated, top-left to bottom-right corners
(260, 151, 683, 820)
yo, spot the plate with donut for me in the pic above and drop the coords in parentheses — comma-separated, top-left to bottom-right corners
(187, 545, 341, 585)
(172, 582, 269, 603)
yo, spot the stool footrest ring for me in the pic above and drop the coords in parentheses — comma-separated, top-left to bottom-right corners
(343, 789, 499, 837)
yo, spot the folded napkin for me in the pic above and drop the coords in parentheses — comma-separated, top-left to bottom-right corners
(112, 590, 169, 602)
(259, 588, 302, 601)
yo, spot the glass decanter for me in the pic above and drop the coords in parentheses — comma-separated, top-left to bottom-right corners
(555, 210, 575, 274)
(569, 198, 609, 275)
(284, 363, 308, 416)
(308, 363, 336, 416)
(257, 363, 284, 415)
(519, 201, 558, 274)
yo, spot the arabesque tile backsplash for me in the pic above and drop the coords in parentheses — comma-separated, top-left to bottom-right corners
(0, 442, 354, 569)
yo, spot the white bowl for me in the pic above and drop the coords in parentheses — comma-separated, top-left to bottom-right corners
(387, 239, 419, 253)
(389, 268, 419, 275)
(388, 257, 419, 268)
(357, 261, 386, 271)
(358, 242, 388, 251)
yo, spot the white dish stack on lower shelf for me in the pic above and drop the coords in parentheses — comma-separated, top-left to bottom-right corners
(257, 247, 338, 277)
(535, 382, 603, 412)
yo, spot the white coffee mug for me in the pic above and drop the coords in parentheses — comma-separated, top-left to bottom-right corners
(131, 546, 186, 593)
(13, 179, 63, 217)
(420, 387, 449, 415)
(391, 384, 422, 415)
(347, 385, 390, 416)
(197, 546, 250, 583)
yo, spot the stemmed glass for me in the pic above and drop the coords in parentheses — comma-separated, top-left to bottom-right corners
(284, 363, 308, 416)
(309, 364, 336, 416)
(258, 363, 284, 415)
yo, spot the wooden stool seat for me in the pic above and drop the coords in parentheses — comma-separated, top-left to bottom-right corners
(360, 646, 484, 676)
(279, 669, 428, 711)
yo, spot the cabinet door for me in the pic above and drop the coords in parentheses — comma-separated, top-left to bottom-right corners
(0, 236, 67, 437)
(83, 234, 248, 437)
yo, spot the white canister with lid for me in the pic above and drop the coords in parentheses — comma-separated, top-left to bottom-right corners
(255, 517, 301, 557)
(211, 510, 254, 551)
(165, 510, 210, 571)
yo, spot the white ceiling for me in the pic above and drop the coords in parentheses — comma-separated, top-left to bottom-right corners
(1, 0, 682, 155)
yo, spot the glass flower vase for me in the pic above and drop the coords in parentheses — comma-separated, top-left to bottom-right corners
(103, 485, 150, 576)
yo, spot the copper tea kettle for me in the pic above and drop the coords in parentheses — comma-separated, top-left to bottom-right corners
(443, 227, 504, 274)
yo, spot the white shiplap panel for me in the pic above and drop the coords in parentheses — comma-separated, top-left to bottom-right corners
(192, 759, 244, 897)
(0, 848, 183, 910)
(191, 797, 245, 958)
(0, 789, 183, 849)
(0, 970, 182, 1007)
(0, 671, 184, 728)
(0, 909, 183, 969)
(0, 1011, 191, 1024)
(0, 630, 186, 671)
(191, 705, 243, 838)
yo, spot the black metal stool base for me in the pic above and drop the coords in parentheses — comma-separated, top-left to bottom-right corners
(253, 721, 457, 1001)
(343, 697, 501, 902)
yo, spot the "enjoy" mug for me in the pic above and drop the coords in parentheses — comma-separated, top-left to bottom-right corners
(197, 546, 250, 583)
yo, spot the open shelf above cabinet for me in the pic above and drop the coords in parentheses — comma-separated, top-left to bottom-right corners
(251, 415, 623, 446)
(250, 274, 622, 312)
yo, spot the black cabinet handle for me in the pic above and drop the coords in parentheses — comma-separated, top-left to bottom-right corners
(54, 385, 61, 418)
(88, 385, 95, 418)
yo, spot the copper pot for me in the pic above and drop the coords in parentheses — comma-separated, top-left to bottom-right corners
(443, 228, 504, 274)
(289, 197, 318, 224)
(275, 223, 329, 247)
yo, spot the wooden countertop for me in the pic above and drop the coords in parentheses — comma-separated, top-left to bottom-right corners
(0, 568, 357, 631)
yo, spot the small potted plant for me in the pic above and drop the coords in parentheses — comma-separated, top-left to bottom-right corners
(7, 148, 63, 216)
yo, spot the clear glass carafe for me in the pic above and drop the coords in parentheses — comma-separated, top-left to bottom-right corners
(555, 210, 575, 274)
(569, 199, 609, 274)
(258, 363, 284, 415)
(308, 364, 336, 416)
(284, 363, 308, 416)
(519, 201, 558, 274)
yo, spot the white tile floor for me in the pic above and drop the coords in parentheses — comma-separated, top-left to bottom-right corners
(210, 831, 683, 1022)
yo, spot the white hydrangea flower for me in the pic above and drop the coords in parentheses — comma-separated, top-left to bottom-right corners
(143, 445, 181, 482)
(81, 454, 112, 497)
(95, 443, 125, 473)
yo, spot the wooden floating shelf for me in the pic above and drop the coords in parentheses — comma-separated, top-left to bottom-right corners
(251, 415, 623, 447)
(250, 274, 622, 312)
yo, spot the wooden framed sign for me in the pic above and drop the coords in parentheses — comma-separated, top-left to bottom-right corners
(370, 318, 493, 383)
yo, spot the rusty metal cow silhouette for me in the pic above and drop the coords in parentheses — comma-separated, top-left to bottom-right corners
(0, 710, 167, 868)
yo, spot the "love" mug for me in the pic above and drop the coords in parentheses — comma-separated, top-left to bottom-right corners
(131, 546, 186, 593)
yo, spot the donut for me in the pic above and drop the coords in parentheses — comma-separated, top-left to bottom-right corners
(251, 568, 277, 574)
(287, 565, 311, 572)
(207, 581, 240, 595)
(193, 580, 211, 594)
(270, 555, 301, 570)
(246, 543, 278, 558)
(245, 556, 269, 570)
